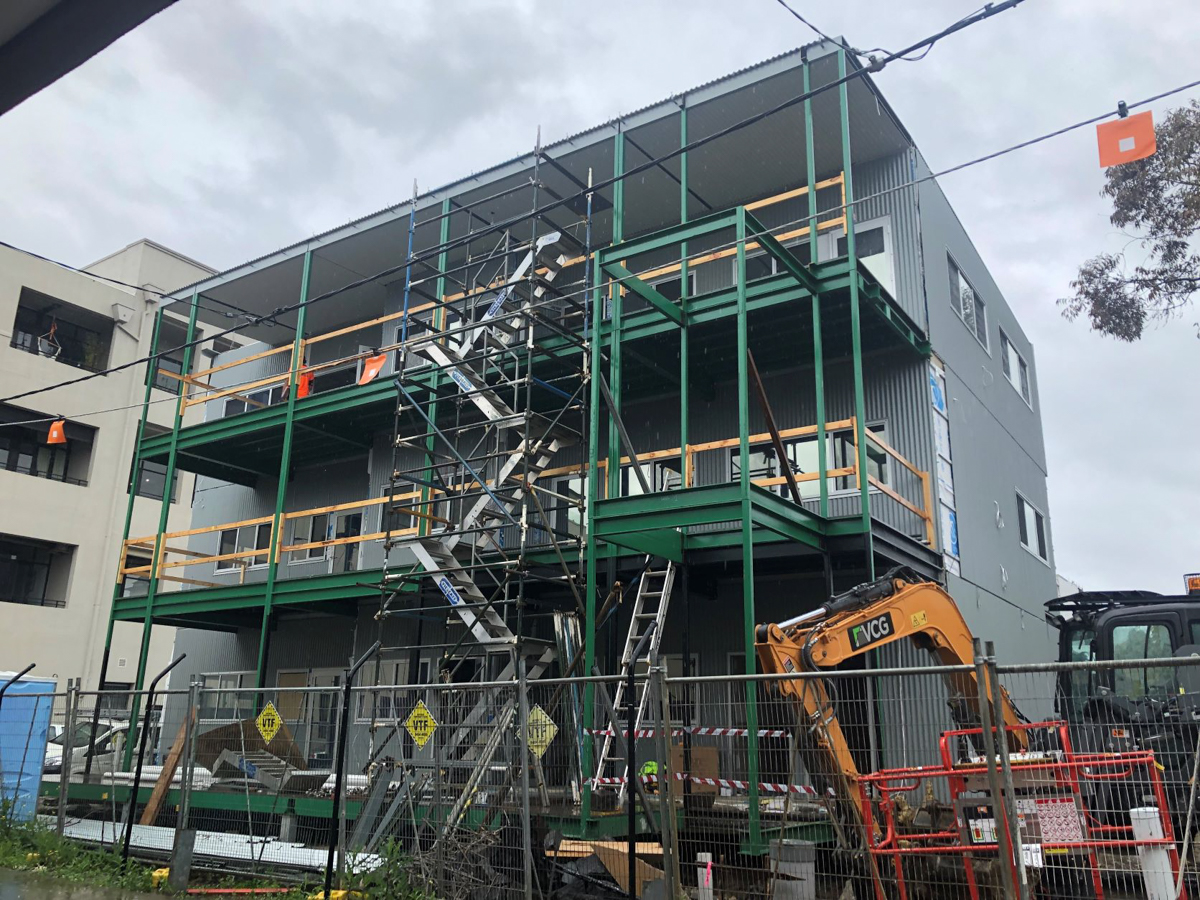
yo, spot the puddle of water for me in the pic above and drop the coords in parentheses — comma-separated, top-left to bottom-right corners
(0, 870, 159, 900)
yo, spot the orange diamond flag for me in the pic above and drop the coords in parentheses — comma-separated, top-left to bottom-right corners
(47, 419, 67, 445)
(1097, 111, 1156, 167)
(358, 352, 387, 386)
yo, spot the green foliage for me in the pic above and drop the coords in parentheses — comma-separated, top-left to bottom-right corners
(1061, 100, 1200, 340)
(352, 839, 434, 900)
(0, 819, 310, 897)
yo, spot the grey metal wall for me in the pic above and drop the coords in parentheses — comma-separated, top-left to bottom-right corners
(913, 150, 1055, 665)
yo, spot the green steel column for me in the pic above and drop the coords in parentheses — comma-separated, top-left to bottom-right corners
(805, 60, 829, 519)
(581, 250, 605, 822)
(735, 208, 763, 848)
(679, 103, 689, 486)
(419, 199, 451, 538)
(838, 49, 874, 577)
(125, 291, 199, 766)
(254, 249, 313, 687)
(94, 308, 164, 697)
(606, 126, 625, 503)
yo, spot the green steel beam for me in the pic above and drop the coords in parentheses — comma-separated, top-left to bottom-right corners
(125, 291, 199, 768)
(806, 58, 829, 520)
(254, 249, 312, 688)
(595, 208, 739, 263)
(600, 260, 683, 325)
(734, 208, 762, 848)
(606, 127, 625, 507)
(838, 48, 874, 579)
(679, 101, 690, 497)
(94, 306, 164, 700)
(743, 210, 823, 296)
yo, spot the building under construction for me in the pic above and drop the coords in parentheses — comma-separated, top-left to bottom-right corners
(104, 40, 1057, 848)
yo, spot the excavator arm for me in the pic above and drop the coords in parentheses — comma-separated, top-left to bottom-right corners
(755, 570, 1027, 803)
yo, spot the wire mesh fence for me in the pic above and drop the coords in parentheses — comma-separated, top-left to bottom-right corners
(4, 653, 1200, 898)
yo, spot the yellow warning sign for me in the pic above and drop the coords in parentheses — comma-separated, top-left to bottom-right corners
(255, 701, 282, 743)
(526, 704, 558, 758)
(404, 700, 438, 749)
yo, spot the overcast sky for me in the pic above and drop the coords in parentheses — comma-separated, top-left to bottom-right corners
(1, 0, 1196, 594)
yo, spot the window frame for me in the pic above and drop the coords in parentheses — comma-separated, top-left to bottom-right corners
(198, 671, 255, 722)
(287, 513, 329, 564)
(726, 422, 889, 498)
(998, 328, 1032, 407)
(947, 253, 989, 352)
(1015, 491, 1050, 564)
(214, 523, 272, 573)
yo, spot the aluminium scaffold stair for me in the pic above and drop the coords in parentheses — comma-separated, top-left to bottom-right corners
(378, 231, 575, 837)
(593, 559, 677, 802)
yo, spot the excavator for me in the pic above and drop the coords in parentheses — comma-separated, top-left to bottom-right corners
(755, 569, 1199, 898)
(755, 568, 1035, 896)
(755, 567, 1027, 807)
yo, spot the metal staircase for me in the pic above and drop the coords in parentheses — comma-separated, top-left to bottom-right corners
(375, 231, 575, 837)
(593, 559, 677, 801)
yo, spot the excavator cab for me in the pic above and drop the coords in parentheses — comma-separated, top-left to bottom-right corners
(1046, 590, 1200, 717)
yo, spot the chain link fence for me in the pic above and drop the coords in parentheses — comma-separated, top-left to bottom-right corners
(4, 652, 1200, 898)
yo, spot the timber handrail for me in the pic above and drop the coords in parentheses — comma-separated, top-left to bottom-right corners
(173, 175, 847, 412)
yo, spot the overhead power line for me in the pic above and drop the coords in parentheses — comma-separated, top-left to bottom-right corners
(0, 0, 1032, 411)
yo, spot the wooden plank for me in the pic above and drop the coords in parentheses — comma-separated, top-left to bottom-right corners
(590, 841, 665, 898)
(868, 475, 927, 519)
(747, 349, 802, 505)
(864, 429, 923, 477)
(190, 343, 292, 380)
(139, 708, 194, 825)
(921, 471, 936, 548)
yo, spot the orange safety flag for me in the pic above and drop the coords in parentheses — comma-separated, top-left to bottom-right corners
(297, 371, 314, 399)
(47, 419, 67, 445)
(358, 352, 387, 386)
(1097, 111, 1156, 167)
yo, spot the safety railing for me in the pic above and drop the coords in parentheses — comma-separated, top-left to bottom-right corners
(21, 653, 1200, 898)
(118, 413, 933, 594)
(160, 175, 847, 419)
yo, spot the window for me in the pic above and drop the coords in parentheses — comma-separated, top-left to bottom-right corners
(999, 329, 1031, 405)
(223, 385, 284, 417)
(356, 657, 434, 721)
(120, 552, 151, 598)
(948, 256, 988, 349)
(11, 287, 114, 372)
(621, 458, 682, 496)
(0, 405, 93, 485)
(648, 270, 698, 301)
(1016, 493, 1048, 562)
(551, 474, 587, 538)
(735, 241, 809, 284)
(0, 534, 72, 608)
(1112, 624, 1175, 697)
(98, 683, 133, 714)
(134, 460, 178, 502)
(215, 523, 271, 572)
(288, 513, 328, 562)
(153, 318, 191, 394)
(199, 672, 254, 721)
(727, 424, 888, 498)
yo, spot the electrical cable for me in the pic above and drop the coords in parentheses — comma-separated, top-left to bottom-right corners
(0, 0, 1030, 411)
(5, 65, 1200, 432)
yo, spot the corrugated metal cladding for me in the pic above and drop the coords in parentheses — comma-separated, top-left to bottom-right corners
(853, 152, 924, 329)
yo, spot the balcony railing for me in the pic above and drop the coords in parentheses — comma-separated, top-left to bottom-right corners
(118, 413, 932, 597)
(153, 174, 849, 422)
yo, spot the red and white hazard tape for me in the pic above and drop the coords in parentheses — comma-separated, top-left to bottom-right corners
(592, 772, 831, 796)
(586, 725, 790, 738)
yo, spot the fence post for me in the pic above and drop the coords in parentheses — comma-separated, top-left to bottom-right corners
(517, 656, 535, 900)
(652, 660, 679, 900)
(169, 680, 201, 893)
(57, 679, 78, 836)
(986, 641, 1030, 900)
(972, 639, 1018, 900)
(323, 641, 380, 900)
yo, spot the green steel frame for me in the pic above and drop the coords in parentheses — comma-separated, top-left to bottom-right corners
(104, 47, 937, 843)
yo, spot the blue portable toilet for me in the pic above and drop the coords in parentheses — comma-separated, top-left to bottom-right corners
(0, 673, 56, 823)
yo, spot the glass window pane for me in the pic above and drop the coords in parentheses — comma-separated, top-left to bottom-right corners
(1016, 497, 1030, 547)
